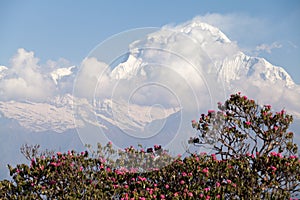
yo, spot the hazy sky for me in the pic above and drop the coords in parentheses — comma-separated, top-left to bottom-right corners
(1, 0, 299, 83)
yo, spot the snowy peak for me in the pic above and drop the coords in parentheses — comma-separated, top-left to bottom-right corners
(112, 19, 294, 89)
(177, 19, 231, 44)
(51, 65, 76, 85)
(110, 55, 146, 79)
(257, 58, 295, 87)
(218, 52, 295, 87)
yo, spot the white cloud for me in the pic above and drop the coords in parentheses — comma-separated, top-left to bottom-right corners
(287, 41, 298, 49)
(255, 42, 282, 54)
(0, 48, 56, 101)
(74, 57, 110, 99)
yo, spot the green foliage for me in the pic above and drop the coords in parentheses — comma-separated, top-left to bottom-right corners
(0, 93, 299, 199)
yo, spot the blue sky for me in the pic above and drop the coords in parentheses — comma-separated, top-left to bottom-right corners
(1, 0, 300, 83)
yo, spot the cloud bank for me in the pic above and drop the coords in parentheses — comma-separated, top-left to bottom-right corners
(0, 49, 55, 101)
(0, 48, 75, 101)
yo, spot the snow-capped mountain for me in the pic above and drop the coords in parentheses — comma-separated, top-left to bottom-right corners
(0, 18, 299, 180)
(0, 94, 180, 133)
(217, 52, 295, 88)
(51, 65, 76, 85)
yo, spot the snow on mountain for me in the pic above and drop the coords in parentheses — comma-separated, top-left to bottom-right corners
(94, 98, 180, 132)
(110, 55, 147, 80)
(0, 98, 81, 133)
(0, 92, 180, 134)
(51, 65, 76, 85)
(178, 21, 231, 44)
(217, 52, 295, 88)
(113, 19, 294, 90)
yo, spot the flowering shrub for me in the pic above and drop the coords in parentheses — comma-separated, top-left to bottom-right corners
(0, 93, 299, 199)
(190, 93, 297, 156)
(189, 92, 300, 198)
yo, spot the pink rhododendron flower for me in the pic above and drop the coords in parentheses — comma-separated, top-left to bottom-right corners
(263, 112, 267, 116)
(138, 176, 147, 181)
(202, 168, 209, 173)
(265, 105, 271, 109)
(270, 152, 277, 156)
(49, 180, 56, 185)
(50, 162, 58, 167)
(188, 192, 193, 197)
(211, 154, 217, 161)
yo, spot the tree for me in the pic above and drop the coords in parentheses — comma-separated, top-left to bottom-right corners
(189, 92, 300, 198)
(190, 93, 297, 158)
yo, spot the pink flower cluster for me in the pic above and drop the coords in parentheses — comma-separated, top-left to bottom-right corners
(270, 152, 283, 158)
